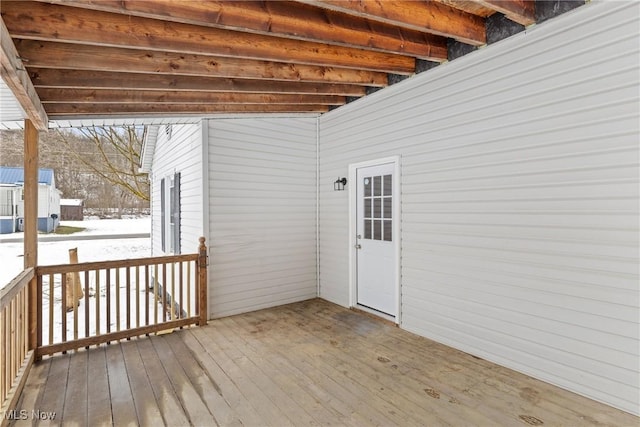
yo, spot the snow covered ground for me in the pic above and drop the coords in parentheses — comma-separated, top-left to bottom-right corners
(0, 217, 151, 286)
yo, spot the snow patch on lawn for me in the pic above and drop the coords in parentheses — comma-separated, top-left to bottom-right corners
(1, 217, 151, 288)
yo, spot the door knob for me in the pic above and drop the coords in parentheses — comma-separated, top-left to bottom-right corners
(355, 244, 362, 249)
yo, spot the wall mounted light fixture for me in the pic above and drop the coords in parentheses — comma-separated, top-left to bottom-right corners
(334, 177, 347, 191)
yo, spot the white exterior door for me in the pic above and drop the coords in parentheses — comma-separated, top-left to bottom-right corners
(356, 162, 396, 316)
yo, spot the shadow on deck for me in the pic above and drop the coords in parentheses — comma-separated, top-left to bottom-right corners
(9, 299, 637, 426)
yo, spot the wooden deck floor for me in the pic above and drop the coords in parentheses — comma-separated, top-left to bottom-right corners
(11, 299, 638, 426)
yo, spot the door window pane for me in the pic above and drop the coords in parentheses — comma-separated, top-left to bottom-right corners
(364, 198, 371, 218)
(383, 198, 392, 219)
(373, 220, 382, 240)
(384, 174, 392, 196)
(373, 198, 381, 218)
(364, 219, 372, 239)
(373, 176, 382, 196)
(383, 220, 392, 241)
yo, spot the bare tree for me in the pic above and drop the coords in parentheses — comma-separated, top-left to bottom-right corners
(0, 126, 149, 216)
(55, 126, 149, 202)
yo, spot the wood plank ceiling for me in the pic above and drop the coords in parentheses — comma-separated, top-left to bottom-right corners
(0, 0, 536, 119)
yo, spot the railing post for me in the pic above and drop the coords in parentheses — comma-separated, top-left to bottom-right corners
(198, 237, 208, 326)
(24, 119, 39, 354)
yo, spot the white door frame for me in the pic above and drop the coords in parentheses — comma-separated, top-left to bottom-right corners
(348, 156, 401, 324)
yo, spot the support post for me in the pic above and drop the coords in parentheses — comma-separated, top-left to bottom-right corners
(24, 119, 39, 351)
(198, 237, 208, 326)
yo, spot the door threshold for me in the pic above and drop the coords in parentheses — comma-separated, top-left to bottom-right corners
(353, 304, 397, 325)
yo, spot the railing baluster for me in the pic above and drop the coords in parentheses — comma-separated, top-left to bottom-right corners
(179, 262, 184, 320)
(73, 271, 78, 341)
(162, 263, 167, 322)
(95, 270, 100, 336)
(48, 274, 53, 346)
(3, 305, 7, 396)
(170, 262, 175, 321)
(135, 266, 140, 328)
(115, 267, 120, 333)
(10, 300, 14, 387)
(195, 262, 200, 318)
(19, 291, 23, 363)
(84, 270, 90, 341)
(61, 273, 67, 347)
(126, 266, 131, 331)
(1, 307, 5, 401)
(106, 269, 112, 338)
(144, 265, 149, 327)
(154, 264, 158, 325)
(186, 261, 191, 318)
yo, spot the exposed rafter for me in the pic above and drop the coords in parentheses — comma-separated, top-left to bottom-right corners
(296, 0, 487, 45)
(44, 103, 330, 117)
(36, 0, 448, 61)
(37, 89, 346, 106)
(16, 40, 389, 87)
(475, 0, 536, 26)
(0, 20, 48, 130)
(28, 69, 368, 96)
(2, 1, 415, 74)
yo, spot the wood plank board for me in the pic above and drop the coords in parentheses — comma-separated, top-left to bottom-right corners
(12, 299, 639, 427)
(60, 351, 88, 425)
(86, 347, 113, 426)
(118, 340, 164, 427)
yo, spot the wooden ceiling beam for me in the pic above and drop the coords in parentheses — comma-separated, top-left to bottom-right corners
(36, 0, 448, 61)
(28, 69, 368, 96)
(37, 88, 346, 105)
(17, 40, 389, 87)
(473, 0, 536, 26)
(297, 0, 486, 46)
(45, 103, 330, 116)
(2, 1, 415, 74)
(0, 19, 48, 130)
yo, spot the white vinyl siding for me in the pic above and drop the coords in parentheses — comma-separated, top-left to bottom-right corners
(318, 1, 639, 415)
(207, 117, 318, 318)
(151, 123, 204, 256)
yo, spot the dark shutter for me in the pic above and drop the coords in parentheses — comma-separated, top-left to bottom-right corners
(160, 178, 166, 252)
(172, 172, 181, 254)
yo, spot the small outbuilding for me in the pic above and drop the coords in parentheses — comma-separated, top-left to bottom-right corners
(60, 199, 84, 221)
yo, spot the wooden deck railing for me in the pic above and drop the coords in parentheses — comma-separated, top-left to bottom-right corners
(34, 238, 208, 357)
(0, 268, 35, 420)
(1, 238, 207, 418)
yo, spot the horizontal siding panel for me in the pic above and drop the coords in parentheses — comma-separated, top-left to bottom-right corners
(211, 288, 316, 319)
(403, 220, 637, 244)
(402, 287, 638, 384)
(208, 117, 317, 317)
(151, 123, 203, 256)
(402, 267, 638, 335)
(401, 306, 639, 414)
(319, 0, 639, 415)
(212, 275, 316, 297)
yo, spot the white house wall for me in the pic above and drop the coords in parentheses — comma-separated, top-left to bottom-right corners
(207, 117, 318, 318)
(318, 1, 639, 415)
(150, 123, 204, 256)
